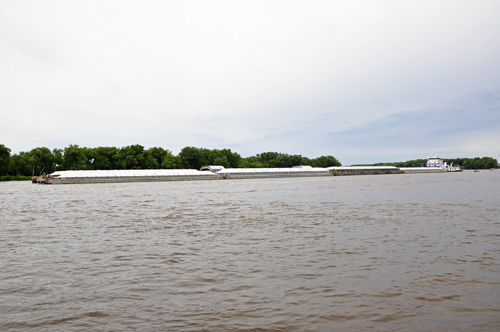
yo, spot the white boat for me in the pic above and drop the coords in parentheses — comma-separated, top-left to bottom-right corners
(426, 154, 462, 172)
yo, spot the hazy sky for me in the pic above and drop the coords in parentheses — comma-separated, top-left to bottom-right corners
(1, 1, 499, 165)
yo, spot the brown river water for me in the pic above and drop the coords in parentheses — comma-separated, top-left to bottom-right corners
(1, 171, 499, 331)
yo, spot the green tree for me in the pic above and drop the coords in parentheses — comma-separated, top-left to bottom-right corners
(250, 152, 314, 168)
(0, 144, 11, 176)
(242, 156, 264, 168)
(289, 154, 303, 167)
(311, 155, 341, 167)
(247, 152, 341, 168)
(203, 148, 241, 168)
(143, 154, 159, 169)
(147, 147, 170, 168)
(257, 152, 279, 166)
(300, 156, 312, 165)
(462, 156, 498, 169)
(63, 145, 87, 170)
(82, 147, 97, 170)
(179, 146, 208, 169)
(93, 147, 119, 170)
(161, 153, 183, 169)
(213, 155, 230, 168)
(8, 152, 32, 176)
(478, 157, 498, 169)
(52, 148, 64, 171)
(30, 147, 55, 175)
(218, 148, 241, 168)
(113, 144, 146, 169)
(238, 158, 250, 168)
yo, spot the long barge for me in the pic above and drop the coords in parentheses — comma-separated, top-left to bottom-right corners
(31, 155, 463, 184)
(217, 166, 330, 179)
(29, 166, 425, 184)
(32, 169, 219, 184)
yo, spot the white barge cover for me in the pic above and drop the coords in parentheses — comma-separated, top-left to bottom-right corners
(36, 169, 219, 184)
(216, 167, 331, 179)
(327, 166, 400, 171)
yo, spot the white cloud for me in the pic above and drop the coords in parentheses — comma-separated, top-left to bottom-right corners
(1, 1, 499, 164)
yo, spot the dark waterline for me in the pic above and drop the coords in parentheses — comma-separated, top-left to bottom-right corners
(1, 171, 499, 331)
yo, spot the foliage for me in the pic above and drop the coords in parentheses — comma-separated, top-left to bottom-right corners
(8, 151, 33, 176)
(113, 144, 146, 169)
(0, 143, 11, 175)
(147, 147, 169, 169)
(0, 174, 31, 181)
(161, 153, 183, 169)
(240, 152, 341, 168)
(53, 148, 64, 169)
(1, 143, 344, 176)
(459, 157, 498, 169)
(93, 146, 119, 170)
(360, 157, 499, 169)
(178, 147, 241, 169)
(30, 147, 56, 175)
(178, 146, 205, 169)
(310, 155, 342, 167)
(63, 145, 88, 170)
(206, 148, 241, 168)
(4, 141, 499, 177)
(367, 159, 428, 168)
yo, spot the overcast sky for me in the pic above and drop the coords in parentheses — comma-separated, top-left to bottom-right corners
(1, 1, 499, 165)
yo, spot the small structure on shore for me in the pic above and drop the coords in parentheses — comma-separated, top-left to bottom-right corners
(200, 165, 225, 173)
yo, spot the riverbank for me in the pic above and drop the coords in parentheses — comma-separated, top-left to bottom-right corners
(0, 175, 32, 181)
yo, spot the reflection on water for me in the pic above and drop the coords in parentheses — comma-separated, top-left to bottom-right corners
(1, 171, 499, 331)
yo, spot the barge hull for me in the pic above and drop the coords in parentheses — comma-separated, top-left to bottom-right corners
(45, 175, 218, 184)
(219, 172, 331, 179)
(400, 168, 447, 174)
(327, 166, 403, 176)
(32, 170, 219, 184)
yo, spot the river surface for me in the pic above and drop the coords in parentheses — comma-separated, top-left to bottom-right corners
(1, 171, 499, 331)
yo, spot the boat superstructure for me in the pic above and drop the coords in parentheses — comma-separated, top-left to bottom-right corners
(426, 154, 445, 168)
(426, 154, 462, 172)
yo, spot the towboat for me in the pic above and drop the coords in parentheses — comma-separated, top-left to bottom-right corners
(426, 154, 463, 172)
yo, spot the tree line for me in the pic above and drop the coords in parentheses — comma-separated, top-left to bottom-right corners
(355, 157, 499, 169)
(0, 143, 342, 180)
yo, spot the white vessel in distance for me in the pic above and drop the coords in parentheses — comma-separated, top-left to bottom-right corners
(426, 154, 462, 172)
